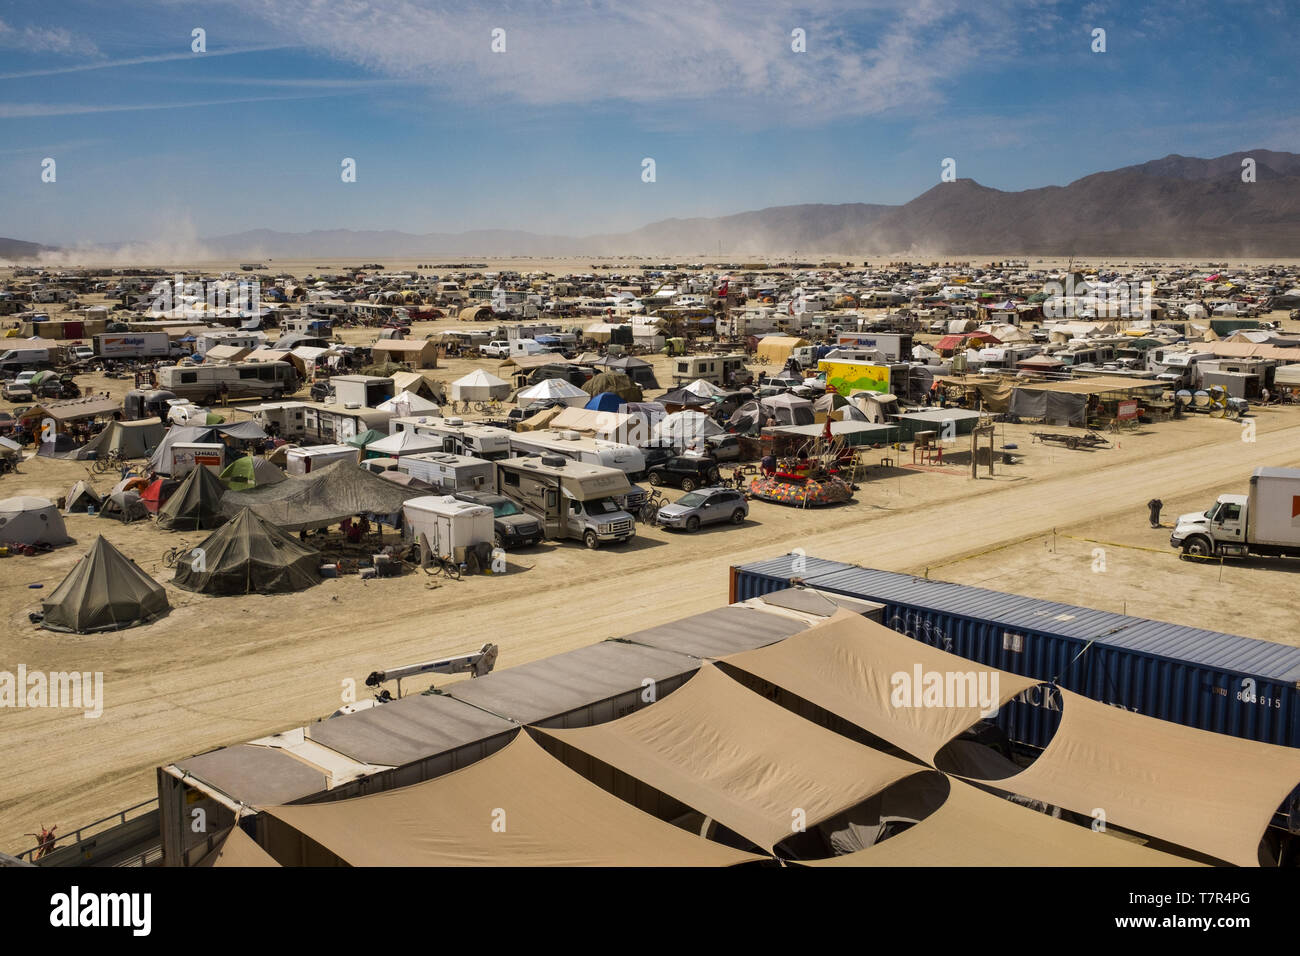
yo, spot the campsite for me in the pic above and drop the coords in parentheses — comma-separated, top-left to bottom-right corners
(2, 254, 1300, 872)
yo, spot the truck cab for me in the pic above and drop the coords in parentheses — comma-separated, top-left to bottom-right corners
(1170, 467, 1300, 559)
(1172, 495, 1248, 557)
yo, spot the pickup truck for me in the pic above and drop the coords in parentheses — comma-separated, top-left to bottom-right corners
(481, 341, 511, 358)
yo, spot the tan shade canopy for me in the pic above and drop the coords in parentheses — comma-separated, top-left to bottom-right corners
(537, 664, 925, 852)
(195, 825, 281, 867)
(265, 731, 761, 867)
(808, 778, 1201, 867)
(723, 610, 1038, 764)
(967, 689, 1300, 867)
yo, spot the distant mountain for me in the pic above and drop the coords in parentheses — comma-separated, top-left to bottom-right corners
(13, 151, 1300, 260)
(0, 237, 57, 261)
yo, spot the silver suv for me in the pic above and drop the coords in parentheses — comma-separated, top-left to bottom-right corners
(656, 488, 748, 532)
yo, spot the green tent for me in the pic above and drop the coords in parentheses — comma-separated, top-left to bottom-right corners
(219, 455, 286, 491)
(157, 465, 227, 531)
(41, 536, 170, 633)
(173, 508, 320, 595)
(345, 428, 388, 451)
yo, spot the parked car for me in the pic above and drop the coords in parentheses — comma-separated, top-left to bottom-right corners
(453, 491, 545, 549)
(2, 376, 34, 401)
(656, 488, 748, 532)
(646, 454, 721, 492)
(703, 434, 741, 462)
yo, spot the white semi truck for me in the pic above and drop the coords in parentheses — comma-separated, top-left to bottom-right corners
(1171, 467, 1300, 559)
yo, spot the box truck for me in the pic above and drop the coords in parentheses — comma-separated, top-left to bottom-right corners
(94, 332, 175, 359)
(1171, 467, 1300, 559)
(495, 455, 636, 549)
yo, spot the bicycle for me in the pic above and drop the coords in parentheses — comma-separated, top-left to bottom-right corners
(473, 399, 503, 414)
(639, 488, 666, 524)
(91, 450, 129, 475)
(423, 554, 462, 580)
(162, 545, 189, 569)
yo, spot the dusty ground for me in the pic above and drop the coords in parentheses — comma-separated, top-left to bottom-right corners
(2, 280, 1299, 853)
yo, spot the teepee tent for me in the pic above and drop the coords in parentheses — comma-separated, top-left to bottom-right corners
(156, 464, 228, 531)
(173, 508, 320, 595)
(0, 496, 73, 547)
(41, 536, 170, 633)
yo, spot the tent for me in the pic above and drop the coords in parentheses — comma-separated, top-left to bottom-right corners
(363, 429, 443, 458)
(140, 476, 181, 513)
(219, 460, 425, 531)
(216, 420, 268, 443)
(583, 391, 624, 412)
(377, 391, 441, 416)
(650, 411, 723, 445)
(173, 508, 320, 595)
(97, 418, 166, 459)
(156, 465, 228, 531)
(658, 388, 711, 409)
(0, 496, 72, 547)
(755, 335, 809, 367)
(516, 379, 589, 407)
(148, 425, 219, 475)
(63, 480, 102, 515)
(98, 490, 148, 523)
(594, 355, 659, 390)
(344, 428, 388, 450)
(682, 378, 727, 399)
(581, 371, 642, 402)
(759, 393, 815, 426)
(514, 406, 565, 431)
(450, 369, 510, 402)
(219, 455, 287, 492)
(40, 536, 170, 633)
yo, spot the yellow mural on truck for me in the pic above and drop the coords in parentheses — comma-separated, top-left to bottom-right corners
(818, 360, 890, 396)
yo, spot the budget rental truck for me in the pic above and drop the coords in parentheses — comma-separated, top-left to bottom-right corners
(1170, 467, 1300, 559)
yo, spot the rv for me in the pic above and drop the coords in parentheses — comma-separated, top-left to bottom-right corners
(195, 330, 265, 356)
(284, 444, 358, 475)
(507, 429, 647, 478)
(400, 452, 496, 493)
(834, 332, 914, 362)
(495, 455, 636, 549)
(389, 416, 512, 461)
(157, 361, 301, 403)
(301, 403, 393, 444)
(671, 353, 749, 387)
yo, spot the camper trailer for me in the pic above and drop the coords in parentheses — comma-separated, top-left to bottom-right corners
(400, 452, 496, 493)
(158, 361, 301, 403)
(389, 417, 512, 461)
(170, 442, 225, 478)
(671, 353, 749, 387)
(195, 330, 265, 357)
(301, 403, 393, 444)
(331, 375, 394, 408)
(495, 455, 636, 549)
(402, 495, 495, 562)
(834, 332, 913, 362)
(284, 444, 358, 475)
(507, 430, 647, 478)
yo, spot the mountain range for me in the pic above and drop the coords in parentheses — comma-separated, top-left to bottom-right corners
(7, 150, 1300, 261)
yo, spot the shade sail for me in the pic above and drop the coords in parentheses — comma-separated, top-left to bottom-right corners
(219, 460, 423, 531)
(723, 610, 1037, 765)
(536, 665, 925, 852)
(807, 778, 1200, 867)
(195, 825, 281, 868)
(967, 688, 1300, 867)
(264, 731, 761, 866)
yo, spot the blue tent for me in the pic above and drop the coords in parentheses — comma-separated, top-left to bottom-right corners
(584, 391, 623, 412)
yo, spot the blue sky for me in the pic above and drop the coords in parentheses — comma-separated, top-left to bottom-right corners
(1, 0, 1297, 246)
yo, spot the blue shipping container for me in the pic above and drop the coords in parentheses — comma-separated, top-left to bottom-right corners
(731, 554, 1300, 750)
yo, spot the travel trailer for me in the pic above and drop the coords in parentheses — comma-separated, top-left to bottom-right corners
(671, 353, 749, 387)
(400, 452, 497, 493)
(495, 455, 636, 549)
(507, 429, 647, 478)
(389, 416, 512, 461)
(284, 444, 358, 475)
(157, 360, 301, 402)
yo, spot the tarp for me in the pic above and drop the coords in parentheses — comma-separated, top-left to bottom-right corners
(807, 778, 1199, 867)
(658, 388, 711, 408)
(195, 826, 281, 868)
(0, 496, 72, 546)
(173, 508, 320, 595)
(723, 610, 1037, 766)
(219, 460, 424, 531)
(218, 455, 286, 491)
(514, 406, 564, 431)
(537, 665, 925, 852)
(549, 407, 635, 440)
(1008, 389, 1086, 426)
(581, 371, 641, 402)
(651, 410, 723, 445)
(215, 420, 268, 442)
(263, 730, 761, 866)
(344, 428, 388, 449)
(41, 536, 169, 633)
(964, 688, 1300, 868)
(755, 335, 808, 366)
(156, 464, 228, 531)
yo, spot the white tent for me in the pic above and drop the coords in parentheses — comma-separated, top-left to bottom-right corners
(650, 410, 724, 446)
(682, 378, 727, 399)
(517, 379, 589, 407)
(364, 429, 444, 457)
(0, 496, 73, 547)
(377, 392, 441, 417)
(450, 369, 510, 401)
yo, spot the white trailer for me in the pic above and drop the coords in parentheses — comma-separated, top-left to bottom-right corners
(507, 429, 646, 478)
(402, 495, 494, 560)
(400, 452, 496, 493)
(94, 332, 173, 359)
(284, 444, 358, 475)
(171, 442, 225, 478)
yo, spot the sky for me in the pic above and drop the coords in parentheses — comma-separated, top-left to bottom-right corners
(1, 0, 1298, 247)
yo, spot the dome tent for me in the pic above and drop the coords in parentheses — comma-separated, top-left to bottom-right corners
(0, 496, 73, 547)
(173, 508, 320, 595)
(40, 536, 170, 633)
(218, 455, 286, 491)
(450, 369, 510, 401)
(63, 480, 102, 515)
(156, 464, 228, 531)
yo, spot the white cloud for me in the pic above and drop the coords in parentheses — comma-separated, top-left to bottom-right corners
(205, 0, 1049, 125)
(0, 18, 100, 56)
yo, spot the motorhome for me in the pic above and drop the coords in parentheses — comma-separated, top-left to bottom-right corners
(195, 330, 266, 357)
(495, 455, 636, 549)
(157, 361, 301, 403)
(507, 429, 647, 478)
(400, 452, 496, 493)
(1149, 348, 1217, 388)
(671, 353, 749, 387)
(301, 403, 393, 444)
(389, 416, 512, 461)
